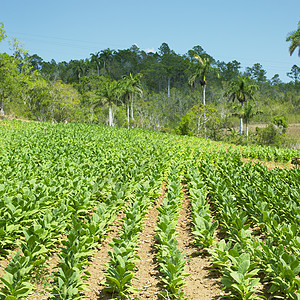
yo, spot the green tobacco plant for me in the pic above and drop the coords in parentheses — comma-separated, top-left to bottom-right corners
(221, 253, 260, 300)
(51, 218, 93, 299)
(0, 253, 34, 299)
(256, 242, 300, 299)
(192, 216, 218, 249)
(158, 240, 189, 299)
(51, 260, 87, 300)
(103, 181, 154, 298)
(84, 202, 117, 247)
(155, 168, 188, 299)
(104, 242, 138, 297)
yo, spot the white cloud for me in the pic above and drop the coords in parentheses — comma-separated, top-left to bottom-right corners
(145, 48, 155, 53)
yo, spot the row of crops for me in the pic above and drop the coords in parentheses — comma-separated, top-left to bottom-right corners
(0, 119, 299, 299)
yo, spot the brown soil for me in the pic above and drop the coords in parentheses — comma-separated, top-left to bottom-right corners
(82, 210, 126, 299)
(0, 258, 9, 278)
(131, 182, 167, 300)
(27, 252, 61, 300)
(0, 246, 61, 299)
(177, 186, 224, 300)
(241, 157, 293, 170)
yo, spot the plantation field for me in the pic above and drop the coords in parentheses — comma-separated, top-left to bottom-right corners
(0, 120, 300, 300)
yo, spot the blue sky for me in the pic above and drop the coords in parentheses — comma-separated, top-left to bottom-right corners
(1, 0, 299, 82)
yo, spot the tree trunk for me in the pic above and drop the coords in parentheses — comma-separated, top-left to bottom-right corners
(167, 77, 170, 97)
(240, 117, 243, 135)
(90, 107, 94, 123)
(240, 102, 244, 135)
(0, 99, 4, 115)
(130, 94, 134, 120)
(197, 114, 201, 137)
(108, 100, 113, 126)
(203, 84, 206, 137)
(127, 101, 130, 129)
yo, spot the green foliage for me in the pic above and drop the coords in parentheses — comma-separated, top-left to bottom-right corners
(0, 120, 299, 300)
(256, 242, 300, 299)
(225, 75, 257, 105)
(287, 65, 300, 83)
(177, 104, 221, 139)
(286, 20, 300, 57)
(176, 111, 194, 136)
(155, 167, 189, 299)
(0, 253, 34, 299)
(255, 124, 286, 147)
(271, 115, 288, 133)
(0, 25, 299, 143)
(103, 182, 157, 298)
(221, 253, 260, 300)
(0, 23, 6, 42)
(0, 53, 21, 115)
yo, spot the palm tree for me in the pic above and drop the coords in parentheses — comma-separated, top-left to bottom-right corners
(286, 21, 300, 56)
(120, 73, 143, 128)
(231, 100, 260, 137)
(225, 75, 257, 135)
(99, 48, 114, 74)
(188, 55, 214, 106)
(69, 59, 87, 83)
(96, 80, 120, 126)
(188, 55, 216, 136)
(90, 52, 101, 76)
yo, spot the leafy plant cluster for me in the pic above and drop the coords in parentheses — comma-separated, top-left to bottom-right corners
(50, 184, 125, 299)
(186, 166, 218, 250)
(0, 122, 174, 298)
(155, 166, 189, 299)
(212, 142, 299, 163)
(196, 154, 300, 299)
(103, 182, 156, 298)
(0, 120, 299, 299)
(0, 227, 49, 299)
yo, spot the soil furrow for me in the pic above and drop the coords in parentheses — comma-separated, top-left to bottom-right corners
(131, 181, 167, 300)
(177, 185, 224, 300)
(27, 252, 60, 300)
(0, 258, 9, 278)
(82, 210, 125, 300)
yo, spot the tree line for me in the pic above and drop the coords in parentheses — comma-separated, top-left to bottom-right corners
(0, 22, 299, 146)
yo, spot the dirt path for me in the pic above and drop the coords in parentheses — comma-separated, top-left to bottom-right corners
(176, 186, 224, 300)
(27, 252, 60, 300)
(131, 182, 167, 300)
(241, 157, 293, 170)
(0, 258, 9, 278)
(82, 210, 125, 300)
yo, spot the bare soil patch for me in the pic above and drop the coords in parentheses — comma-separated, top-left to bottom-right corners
(83, 210, 126, 300)
(131, 182, 167, 300)
(177, 186, 224, 300)
(27, 252, 60, 300)
(241, 157, 293, 170)
(0, 258, 9, 278)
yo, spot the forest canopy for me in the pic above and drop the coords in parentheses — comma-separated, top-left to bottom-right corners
(0, 23, 299, 148)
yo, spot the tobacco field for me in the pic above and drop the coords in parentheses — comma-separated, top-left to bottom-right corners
(0, 120, 299, 300)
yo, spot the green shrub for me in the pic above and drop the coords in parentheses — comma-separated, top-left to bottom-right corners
(271, 115, 288, 134)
